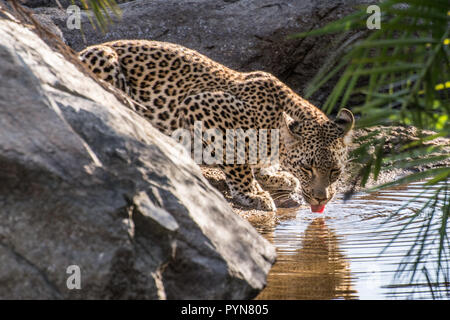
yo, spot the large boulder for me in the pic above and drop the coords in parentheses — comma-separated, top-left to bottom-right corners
(0, 17, 275, 299)
(32, 0, 375, 105)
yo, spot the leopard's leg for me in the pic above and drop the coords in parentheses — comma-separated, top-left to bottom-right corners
(254, 165, 300, 192)
(220, 164, 276, 211)
(177, 91, 275, 211)
(254, 165, 302, 206)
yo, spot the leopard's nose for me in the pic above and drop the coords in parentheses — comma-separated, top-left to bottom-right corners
(314, 196, 328, 204)
(312, 189, 328, 204)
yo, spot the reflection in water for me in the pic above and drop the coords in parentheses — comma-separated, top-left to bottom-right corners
(257, 218, 357, 299)
(256, 181, 450, 300)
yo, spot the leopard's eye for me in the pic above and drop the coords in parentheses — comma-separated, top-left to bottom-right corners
(300, 166, 313, 175)
(330, 168, 341, 178)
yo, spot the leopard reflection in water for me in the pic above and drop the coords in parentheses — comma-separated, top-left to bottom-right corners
(257, 218, 357, 300)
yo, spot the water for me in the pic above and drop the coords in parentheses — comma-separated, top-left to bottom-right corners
(256, 181, 450, 300)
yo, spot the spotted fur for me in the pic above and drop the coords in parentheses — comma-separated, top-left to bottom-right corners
(79, 40, 354, 211)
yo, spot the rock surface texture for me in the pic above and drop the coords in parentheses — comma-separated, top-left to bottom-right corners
(0, 17, 276, 299)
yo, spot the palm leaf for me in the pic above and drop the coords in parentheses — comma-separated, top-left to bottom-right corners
(80, 0, 122, 33)
(368, 167, 450, 192)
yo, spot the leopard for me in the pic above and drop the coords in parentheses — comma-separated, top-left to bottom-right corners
(78, 39, 355, 212)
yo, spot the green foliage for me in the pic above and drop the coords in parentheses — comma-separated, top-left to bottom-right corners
(291, 0, 450, 297)
(74, 0, 122, 33)
(292, 0, 449, 188)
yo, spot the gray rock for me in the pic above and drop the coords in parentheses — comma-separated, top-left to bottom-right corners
(22, 0, 132, 9)
(0, 17, 275, 299)
(34, 0, 375, 105)
(32, 13, 67, 43)
(20, 0, 56, 7)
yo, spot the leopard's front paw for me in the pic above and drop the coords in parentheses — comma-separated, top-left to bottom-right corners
(254, 191, 277, 211)
(234, 191, 276, 212)
(277, 171, 300, 191)
(256, 170, 300, 192)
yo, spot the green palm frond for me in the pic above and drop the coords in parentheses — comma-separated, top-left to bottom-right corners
(76, 0, 122, 33)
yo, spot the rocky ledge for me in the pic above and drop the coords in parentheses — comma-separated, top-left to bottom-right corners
(0, 16, 275, 299)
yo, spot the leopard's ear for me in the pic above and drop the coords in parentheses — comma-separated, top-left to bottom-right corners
(335, 108, 355, 137)
(281, 112, 302, 146)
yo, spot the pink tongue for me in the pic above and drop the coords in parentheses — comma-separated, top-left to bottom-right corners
(311, 205, 325, 213)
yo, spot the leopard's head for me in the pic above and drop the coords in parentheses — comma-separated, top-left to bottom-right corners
(279, 109, 354, 211)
